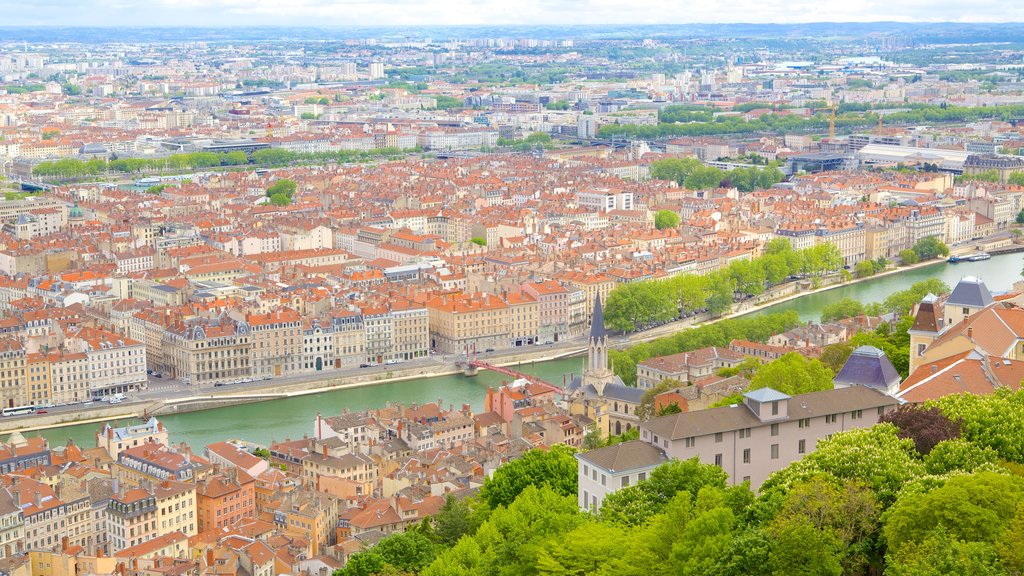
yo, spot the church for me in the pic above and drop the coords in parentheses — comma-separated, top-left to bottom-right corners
(565, 295, 644, 437)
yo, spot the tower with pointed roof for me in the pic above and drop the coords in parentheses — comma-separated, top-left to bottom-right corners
(583, 295, 614, 395)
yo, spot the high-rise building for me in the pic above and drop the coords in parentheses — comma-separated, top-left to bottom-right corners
(368, 62, 385, 80)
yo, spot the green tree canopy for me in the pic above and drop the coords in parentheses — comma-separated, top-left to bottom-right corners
(748, 353, 834, 396)
(478, 446, 577, 509)
(654, 209, 681, 230)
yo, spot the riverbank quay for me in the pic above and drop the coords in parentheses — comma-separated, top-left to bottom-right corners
(0, 246, 991, 437)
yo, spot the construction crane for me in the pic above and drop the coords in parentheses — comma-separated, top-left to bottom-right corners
(821, 101, 837, 141)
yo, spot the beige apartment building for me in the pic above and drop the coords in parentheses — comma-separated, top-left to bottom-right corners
(425, 292, 510, 354)
(390, 302, 430, 361)
(163, 319, 252, 386)
(247, 309, 302, 379)
(641, 386, 898, 490)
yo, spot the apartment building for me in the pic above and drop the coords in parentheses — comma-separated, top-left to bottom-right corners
(247, 309, 302, 379)
(425, 292, 509, 354)
(196, 469, 255, 533)
(635, 346, 745, 389)
(163, 319, 251, 386)
(640, 386, 898, 489)
(106, 488, 159, 553)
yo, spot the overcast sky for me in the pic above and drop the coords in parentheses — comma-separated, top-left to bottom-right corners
(2, 0, 1022, 27)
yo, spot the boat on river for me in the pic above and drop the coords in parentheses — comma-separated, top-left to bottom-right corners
(966, 253, 991, 262)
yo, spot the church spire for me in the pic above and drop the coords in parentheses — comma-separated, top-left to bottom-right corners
(590, 293, 606, 341)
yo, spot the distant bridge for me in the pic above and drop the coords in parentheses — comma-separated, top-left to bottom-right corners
(465, 359, 566, 395)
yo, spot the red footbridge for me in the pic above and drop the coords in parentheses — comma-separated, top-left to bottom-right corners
(466, 360, 567, 395)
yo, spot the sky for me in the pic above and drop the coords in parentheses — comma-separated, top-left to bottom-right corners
(1, 0, 1023, 27)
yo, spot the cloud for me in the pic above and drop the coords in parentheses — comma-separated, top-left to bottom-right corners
(2, 0, 1023, 26)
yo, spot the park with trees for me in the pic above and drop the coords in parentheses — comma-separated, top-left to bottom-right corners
(602, 238, 843, 333)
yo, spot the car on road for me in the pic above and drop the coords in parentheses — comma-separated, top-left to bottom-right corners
(214, 383, 224, 387)
(36, 410, 47, 414)
(485, 348, 495, 353)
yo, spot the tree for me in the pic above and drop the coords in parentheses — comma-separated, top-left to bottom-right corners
(880, 405, 961, 455)
(716, 356, 762, 379)
(1017, 209, 1024, 225)
(924, 439, 1000, 475)
(268, 193, 291, 206)
(882, 279, 951, 315)
(599, 459, 729, 527)
(432, 494, 482, 546)
(478, 445, 577, 509)
(820, 298, 864, 322)
(656, 402, 683, 416)
(369, 530, 439, 573)
(934, 388, 1024, 462)
(912, 236, 950, 261)
(767, 520, 843, 576)
(818, 343, 854, 373)
(654, 209, 681, 230)
(760, 424, 925, 506)
(900, 249, 920, 265)
(748, 353, 834, 396)
(470, 237, 486, 246)
(637, 379, 684, 421)
(266, 179, 297, 200)
(884, 471, 1024, 558)
(854, 260, 876, 278)
(888, 530, 1008, 576)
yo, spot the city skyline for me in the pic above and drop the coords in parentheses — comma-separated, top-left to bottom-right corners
(2, 0, 1023, 27)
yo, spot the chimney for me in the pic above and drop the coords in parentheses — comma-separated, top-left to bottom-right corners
(967, 326, 973, 339)
(321, 444, 328, 457)
(206, 548, 215, 567)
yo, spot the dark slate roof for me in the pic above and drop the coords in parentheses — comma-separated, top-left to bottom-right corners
(834, 346, 901, 390)
(590, 293, 607, 341)
(566, 375, 643, 404)
(576, 440, 667, 473)
(947, 276, 994, 309)
(911, 295, 942, 332)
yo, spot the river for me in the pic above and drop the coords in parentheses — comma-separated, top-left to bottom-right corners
(30, 252, 1024, 450)
(756, 252, 1024, 322)
(34, 356, 589, 450)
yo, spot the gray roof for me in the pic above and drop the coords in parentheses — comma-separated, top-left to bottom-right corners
(643, 386, 897, 441)
(566, 375, 643, 404)
(947, 276, 994, 309)
(743, 387, 791, 403)
(576, 440, 667, 473)
(590, 293, 607, 341)
(834, 346, 901, 390)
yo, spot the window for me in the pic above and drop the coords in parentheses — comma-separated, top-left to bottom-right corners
(771, 444, 779, 459)
(771, 401, 779, 415)
(638, 472, 646, 482)
(798, 439, 806, 454)
(743, 476, 751, 483)
(825, 414, 837, 424)
(583, 465, 589, 476)
(715, 432, 723, 443)
(878, 406, 886, 416)
(917, 343, 926, 356)
(621, 476, 630, 488)
(770, 423, 779, 436)
(583, 490, 589, 505)
(601, 474, 607, 487)
(739, 428, 751, 439)
(684, 437, 696, 448)
(851, 409, 863, 420)
(742, 448, 751, 464)
(714, 453, 723, 467)
(798, 418, 810, 428)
